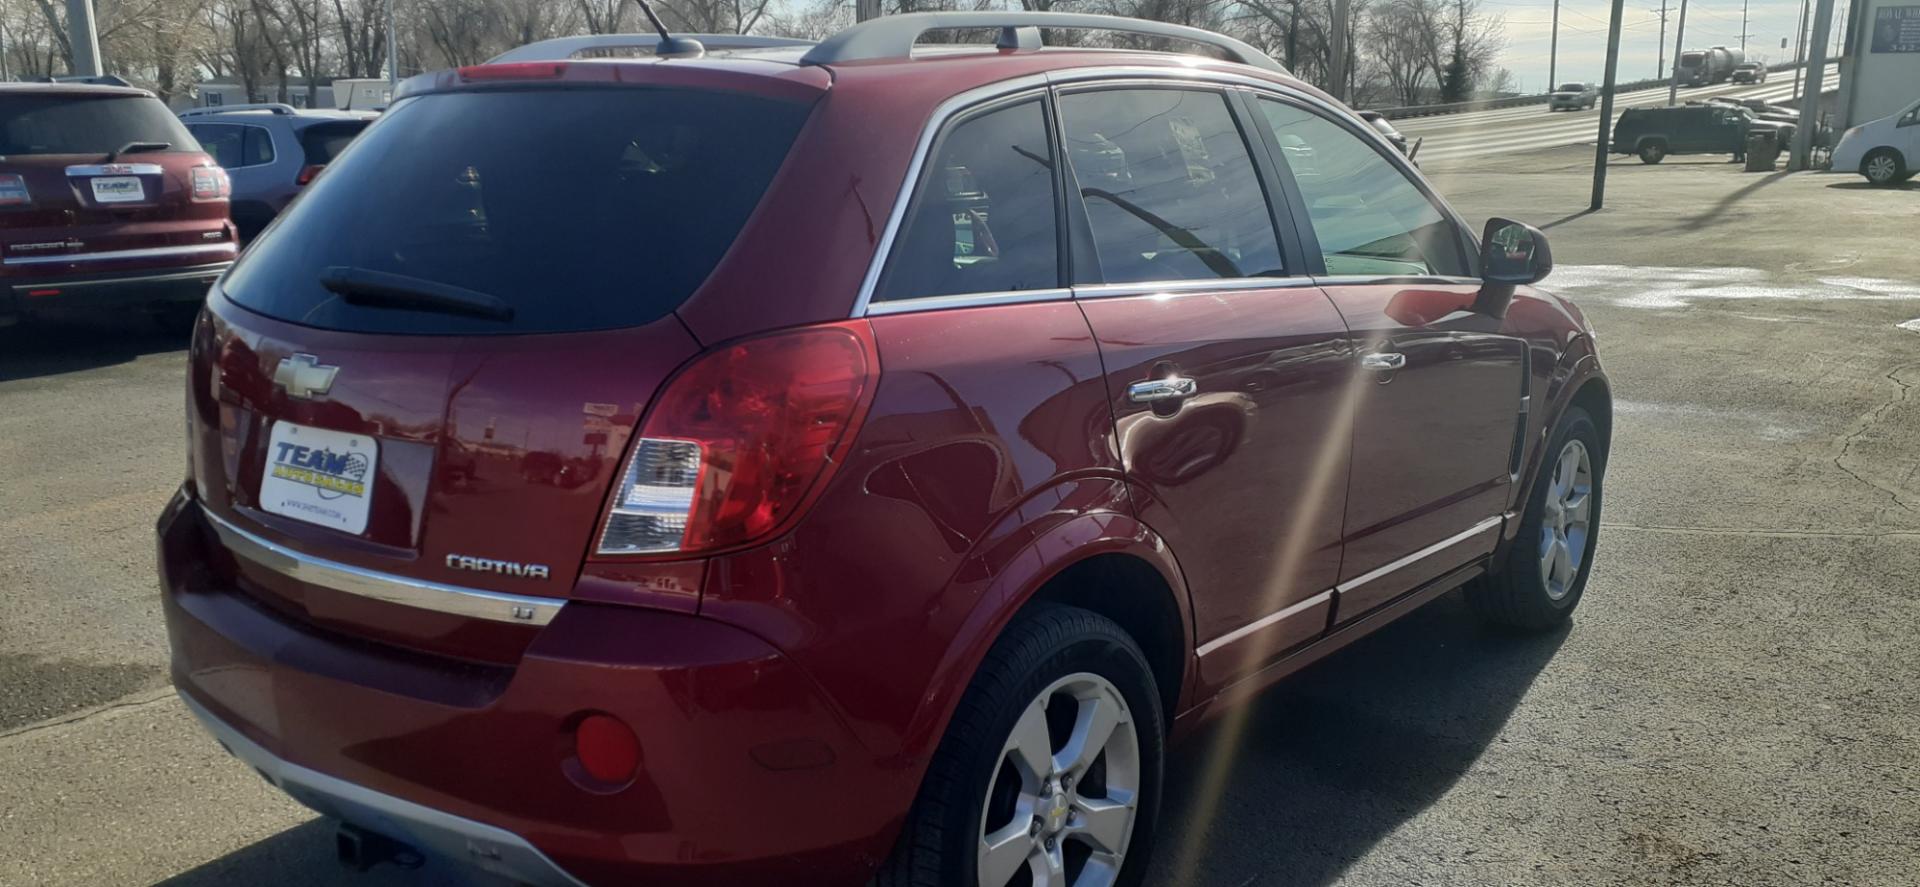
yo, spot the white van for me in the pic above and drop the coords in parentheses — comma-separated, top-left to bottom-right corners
(1831, 97, 1920, 186)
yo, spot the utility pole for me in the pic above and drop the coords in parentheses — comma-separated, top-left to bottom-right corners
(1653, 0, 1670, 79)
(1790, 0, 1836, 170)
(1592, 0, 1628, 209)
(1666, 0, 1689, 106)
(1791, 0, 1810, 97)
(0, 21, 10, 82)
(386, 0, 398, 90)
(1550, 0, 1561, 89)
(1329, 0, 1352, 102)
(1741, 0, 1749, 51)
(856, 0, 881, 22)
(64, 0, 102, 77)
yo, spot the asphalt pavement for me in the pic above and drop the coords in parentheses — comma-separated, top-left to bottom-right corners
(2, 147, 1917, 886)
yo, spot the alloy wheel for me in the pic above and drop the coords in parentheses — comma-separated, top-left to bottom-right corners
(977, 673, 1140, 887)
(1538, 439, 1594, 601)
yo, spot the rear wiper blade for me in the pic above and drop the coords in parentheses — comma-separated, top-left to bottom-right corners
(107, 141, 171, 160)
(319, 266, 514, 321)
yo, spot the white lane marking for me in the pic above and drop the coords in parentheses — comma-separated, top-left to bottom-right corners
(1549, 265, 1920, 310)
(1614, 399, 1810, 441)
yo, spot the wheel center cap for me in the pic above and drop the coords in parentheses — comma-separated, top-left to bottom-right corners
(1042, 786, 1070, 835)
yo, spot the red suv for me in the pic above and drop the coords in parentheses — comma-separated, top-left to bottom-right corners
(158, 13, 1610, 887)
(1, 82, 235, 330)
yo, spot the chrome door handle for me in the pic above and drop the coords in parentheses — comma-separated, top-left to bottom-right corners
(1127, 376, 1198, 404)
(1361, 352, 1407, 371)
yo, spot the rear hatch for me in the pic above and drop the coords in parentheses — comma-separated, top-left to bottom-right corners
(189, 71, 819, 664)
(0, 90, 234, 279)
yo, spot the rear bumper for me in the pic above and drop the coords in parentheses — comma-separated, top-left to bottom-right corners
(2, 261, 228, 319)
(179, 691, 584, 886)
(158, 489, 900, 886)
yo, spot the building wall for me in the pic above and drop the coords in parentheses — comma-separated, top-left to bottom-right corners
(1843, 0, 1920, 126)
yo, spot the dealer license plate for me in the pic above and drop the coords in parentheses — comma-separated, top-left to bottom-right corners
(259, 422, 378, 534)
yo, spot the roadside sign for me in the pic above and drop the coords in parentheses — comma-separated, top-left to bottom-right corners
(1872, 6, 1920, 53)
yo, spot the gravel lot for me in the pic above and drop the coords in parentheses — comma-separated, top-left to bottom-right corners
(2, 149, 1916, 886)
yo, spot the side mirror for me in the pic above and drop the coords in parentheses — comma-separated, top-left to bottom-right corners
(1474, 217, 1553, 318)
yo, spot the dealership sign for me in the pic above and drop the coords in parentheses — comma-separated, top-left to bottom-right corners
(1872, 5, 1920, 53)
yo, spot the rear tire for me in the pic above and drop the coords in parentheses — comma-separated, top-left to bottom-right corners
(1638, 142, 1667, 164)
(152, 304, 201, 338)
(877, 605, 1165, 887)
(1467, 407, 1604, 633)
(1862, 148, 1906, 187)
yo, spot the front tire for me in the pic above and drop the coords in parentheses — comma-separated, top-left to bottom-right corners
(1862, 148, 1906, 186)
(1639, 142, 1667, 164)
(879, 605, 1165, 887)
(1468, 407, 1604, 633)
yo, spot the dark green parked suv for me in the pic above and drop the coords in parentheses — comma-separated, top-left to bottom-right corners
(1612, 104, 1794, 164)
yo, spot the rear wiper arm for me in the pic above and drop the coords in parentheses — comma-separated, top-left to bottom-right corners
(320, 266, 514, 321)
(108, 141, 171, 160)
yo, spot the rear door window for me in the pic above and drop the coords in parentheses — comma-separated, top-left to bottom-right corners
(875, 98, 1060, 302)
(188, 123, 274, 168)
(220, 88, 812, 335)
(1056, 87, 1285, 284)
(1, 93, 195, 156)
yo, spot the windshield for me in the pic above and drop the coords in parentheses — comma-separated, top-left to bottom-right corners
(221, 87, 811, 335)
(1556, 83, 1585, 92)
(0, 93, 195, 156)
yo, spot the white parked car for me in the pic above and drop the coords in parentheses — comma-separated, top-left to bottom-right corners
(1831, 97, 1920, 186)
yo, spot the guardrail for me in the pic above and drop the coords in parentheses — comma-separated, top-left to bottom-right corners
(1367, 61, 1804, 120)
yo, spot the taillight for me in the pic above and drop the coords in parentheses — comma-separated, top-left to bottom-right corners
(190, 165, 230, 202)
(0, 174, 29, 207)
(596, 321, 876, 557)
(458, 62, 567, 81)
(295, 164, 324, 186)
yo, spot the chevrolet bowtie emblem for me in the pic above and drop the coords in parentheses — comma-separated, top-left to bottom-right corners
(273, 353, 339, 399)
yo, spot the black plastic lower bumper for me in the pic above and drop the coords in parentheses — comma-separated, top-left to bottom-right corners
(2, 262, 229, 321)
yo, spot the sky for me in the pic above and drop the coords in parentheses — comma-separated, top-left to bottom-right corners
(1490, 0, 1849, 92)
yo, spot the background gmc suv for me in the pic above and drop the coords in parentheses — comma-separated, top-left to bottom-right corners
(158, 13, 1610, 887)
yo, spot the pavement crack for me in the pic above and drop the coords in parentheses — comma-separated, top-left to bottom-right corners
(1601, 522, 1920, 540)
(0, 687, 177, 744)
(1831, 362, 1918, 514)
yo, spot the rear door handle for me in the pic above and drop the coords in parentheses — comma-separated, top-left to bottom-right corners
(1127, 376, 1198, 404)
(1361, 352, 1407, 371)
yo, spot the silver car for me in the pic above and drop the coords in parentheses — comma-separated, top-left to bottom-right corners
(1549, 82, 1597, 111)
(179, 104, 374, 243)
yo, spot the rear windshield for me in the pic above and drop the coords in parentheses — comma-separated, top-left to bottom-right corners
(222, 87, 811, 335)
(0, 94, 196, 156)
(297, 120, 369, 165)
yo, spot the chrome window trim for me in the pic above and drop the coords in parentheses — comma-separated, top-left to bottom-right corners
(850, 75, 1052, 318)
(63, 163, 164, 176)
(1311, 274, 1484, 288)
(184, 121, 279, 170)
(178, 692, 589, 887)
(850, 65, 1443, 318)
(865, 287, 1072, 316)
(205, 510, 566, 627)
(1334, 515, 1504, 594)
(1195, 590, 1331, 657)
(1074, 276, 1319, 300)
(1, 243, 236, 267)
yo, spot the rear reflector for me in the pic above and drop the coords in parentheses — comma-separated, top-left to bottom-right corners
(597, 322, 876, 557)
(0, 174, 28, 206)
(190, 166, 230, 202)
(295, 164, 325, 186)
(458, 62, 568, 81)
(572, 714, 640, 784)
(27, 289, 61, 298)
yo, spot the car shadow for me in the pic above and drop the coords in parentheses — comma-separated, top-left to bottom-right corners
(1826, 179, 1920, 191)
(1147, 590, 1569, 886)
(0, 312, 191, 383)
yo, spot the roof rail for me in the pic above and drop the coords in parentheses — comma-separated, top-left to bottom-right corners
(42, 74, 134, 87)
(179, 103, 299, 117)
(800, 12, 1288, 74)
(488, 33, 815, 63)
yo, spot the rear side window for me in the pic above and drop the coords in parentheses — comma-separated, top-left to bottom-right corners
(1057, 88, 1285, 284)
(188, 123, 275, 168)
(0, 94, 195, 156)
(222, 88, 810, 334)
(876, 99, 1059, 301)
(298, 121, 369, 165)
